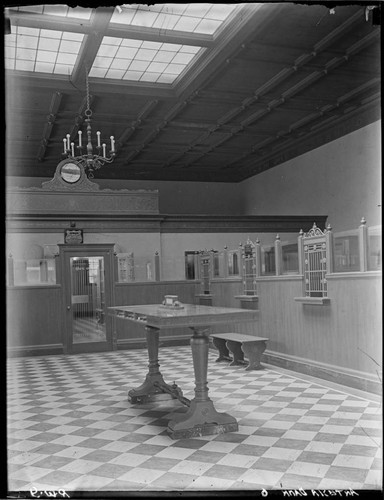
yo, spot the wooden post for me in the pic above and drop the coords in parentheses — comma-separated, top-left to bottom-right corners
(7, 254, 14, 287)
(274, 234, 282, 275)
(238, 242, 243, 279)
(154, 251, 160, 281)
(209, 250, 216, 281)
(358, 217, 369, 272)
(222, 246, 228, 279)
(255, 238, 261, 277)
(325, 223, 334, 275)
(297, 229, 304, 275)
(194, 252, 200, 280)
(114, 253, 119, 283)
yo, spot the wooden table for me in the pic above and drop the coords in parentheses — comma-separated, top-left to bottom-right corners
(108, 303, 258, 439)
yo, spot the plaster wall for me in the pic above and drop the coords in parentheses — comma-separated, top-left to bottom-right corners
(241, 121, 381, 232)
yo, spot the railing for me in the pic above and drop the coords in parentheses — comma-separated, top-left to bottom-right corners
(6, 218, 380, 288)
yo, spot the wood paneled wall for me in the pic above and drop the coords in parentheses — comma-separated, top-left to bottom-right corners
(7, 285, 63, 355)
(255, 274, 382, 376)
(6, 273, 381, 394)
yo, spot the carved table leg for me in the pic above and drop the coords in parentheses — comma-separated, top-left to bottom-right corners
(167, 327, 238, 439)
(241, 341, 267, 370)
(212, 337, 232, 362)
(226, 340, 246, 366)
(128, 325, 183, 404)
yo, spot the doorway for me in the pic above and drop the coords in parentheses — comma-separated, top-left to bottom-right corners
(59, 244, 115, 353)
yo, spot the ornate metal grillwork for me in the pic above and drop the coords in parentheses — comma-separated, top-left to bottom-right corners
(241, 239, 257, 296)
(302, 224, 329, 297)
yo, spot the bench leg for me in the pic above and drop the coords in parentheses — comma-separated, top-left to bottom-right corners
(226, 340, 245, 366)
(212, 337, 231, 362)
(241, 341, 267, 370)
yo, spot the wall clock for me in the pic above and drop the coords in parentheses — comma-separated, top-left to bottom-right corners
(60, 161, 82, 184)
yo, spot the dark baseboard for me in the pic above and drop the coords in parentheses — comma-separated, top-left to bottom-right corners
(7, 344, 64, 357)
(262, 350, 381, 396)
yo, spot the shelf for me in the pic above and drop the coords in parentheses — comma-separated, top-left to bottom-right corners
(294, 297, 331, 305)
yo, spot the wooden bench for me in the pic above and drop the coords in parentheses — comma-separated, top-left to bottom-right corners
(210, 333, 269, 371)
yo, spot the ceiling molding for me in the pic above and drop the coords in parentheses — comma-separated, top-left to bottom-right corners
(6, 214, 327, 235)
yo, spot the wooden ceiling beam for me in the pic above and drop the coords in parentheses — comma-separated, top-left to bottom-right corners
(243, 10, 366, 57)
(71, 7, 115, 88)
(7, 71, 176, 99)
(223, 84, 380, 171)
(107, 24, 213, 47)
(238, 99, 380, 180)
(122, 93, 202, 164)
(174, 3, 283, 101)
(116, 100, 158, 148)
(157, 10, 378, 172)
(36, 91, 62, 162)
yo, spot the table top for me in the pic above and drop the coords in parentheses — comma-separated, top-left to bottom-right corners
(108, 303, 258, 329)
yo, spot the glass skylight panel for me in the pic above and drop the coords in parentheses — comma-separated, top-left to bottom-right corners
(15, 5, 92, 19)
(5, 3, 240, 85)
(4, 25, 84, 74)
(110, 3, 236, 35)
(90, 36, 202, 84)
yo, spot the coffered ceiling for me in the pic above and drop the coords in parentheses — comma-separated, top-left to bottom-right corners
(4, 2, 381, 183)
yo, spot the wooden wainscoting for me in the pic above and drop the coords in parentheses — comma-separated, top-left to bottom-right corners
(7, 285, 64, 356)
(254, 273, 382, 394)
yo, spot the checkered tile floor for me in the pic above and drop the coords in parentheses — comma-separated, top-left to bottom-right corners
(7, 346, 382, 493)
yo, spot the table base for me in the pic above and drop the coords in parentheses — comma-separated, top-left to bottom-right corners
(128, 374, 183, 405)
(167, 399, 238, 439)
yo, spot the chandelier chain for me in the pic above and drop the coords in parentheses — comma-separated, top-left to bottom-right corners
(85, 68, 91, 116)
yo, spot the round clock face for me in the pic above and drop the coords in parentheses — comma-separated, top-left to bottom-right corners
(60, 162, 81, 183)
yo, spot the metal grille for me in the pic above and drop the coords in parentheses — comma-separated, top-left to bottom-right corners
(199, 251, 212, 294)
(304, 241, 327, 297)
(241, 241, 257, 295)
(70, 256, 106, 344)
(243, 257, 257, 295)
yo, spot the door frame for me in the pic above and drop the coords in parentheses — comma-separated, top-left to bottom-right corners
(58, 243, 116, 353)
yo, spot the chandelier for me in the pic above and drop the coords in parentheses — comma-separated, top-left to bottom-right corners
(62, 68, 116, 178)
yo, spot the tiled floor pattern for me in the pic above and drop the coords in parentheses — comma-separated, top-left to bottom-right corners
(7, 346, 382, 493)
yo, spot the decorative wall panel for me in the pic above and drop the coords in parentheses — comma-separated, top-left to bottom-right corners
(6, 187, 159, 216)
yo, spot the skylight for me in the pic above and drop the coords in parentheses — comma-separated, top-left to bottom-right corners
(14, 5, 92, 19)
(4, 3, 239, 85)
(90, 37, 202, 83)
(110, 4, 236, 35)
(5, 25, 84, 74)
